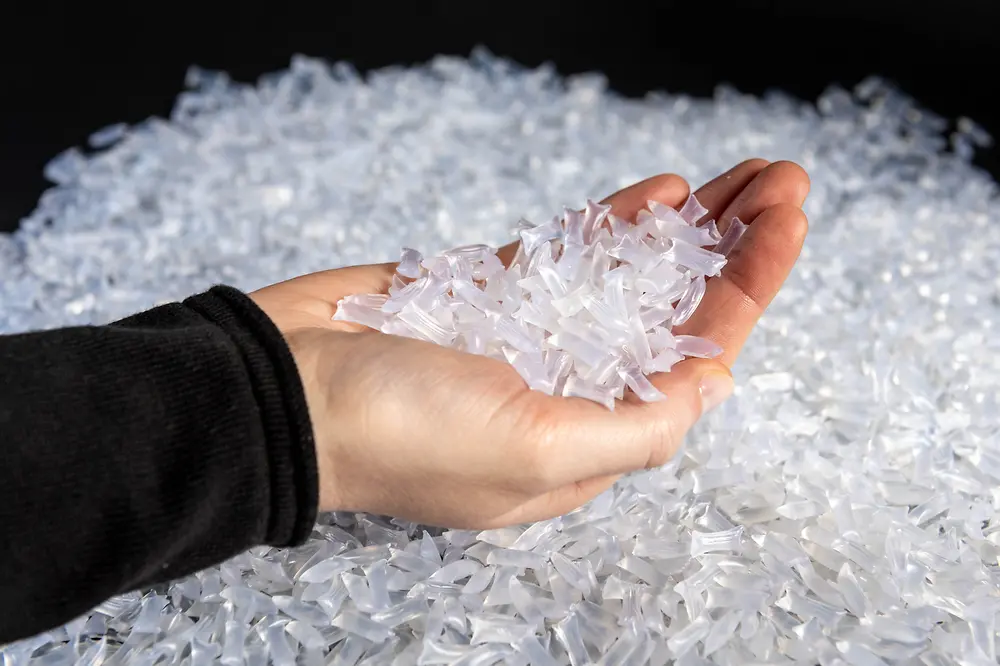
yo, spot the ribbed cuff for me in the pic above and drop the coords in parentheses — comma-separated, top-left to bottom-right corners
(183, 286, 318, 547)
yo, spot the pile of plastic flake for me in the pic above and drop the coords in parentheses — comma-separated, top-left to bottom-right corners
(334, 195, 742, 409)
(1, 51, 998, 665)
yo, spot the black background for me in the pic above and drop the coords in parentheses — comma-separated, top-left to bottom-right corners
(2, 1, 998, 233)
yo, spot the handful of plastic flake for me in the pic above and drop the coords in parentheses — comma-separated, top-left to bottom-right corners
(334, 194, 746, 409)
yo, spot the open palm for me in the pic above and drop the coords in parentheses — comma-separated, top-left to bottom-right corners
(250, 159, 810, 528)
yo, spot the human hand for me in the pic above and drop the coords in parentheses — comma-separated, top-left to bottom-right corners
(250, 159, 809, 529)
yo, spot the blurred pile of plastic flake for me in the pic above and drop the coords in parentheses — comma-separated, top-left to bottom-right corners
(1, 51, 999, 665)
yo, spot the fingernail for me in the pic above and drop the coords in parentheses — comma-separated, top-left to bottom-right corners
(699, 373, 734, 414)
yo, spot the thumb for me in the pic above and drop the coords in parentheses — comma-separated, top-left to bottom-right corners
(635, 358, 735, 469)
(537, 358, 734, 484)
(500, 361, 733, 525)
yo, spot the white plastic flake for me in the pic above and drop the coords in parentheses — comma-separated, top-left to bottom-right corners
(1, 51, 999, 665)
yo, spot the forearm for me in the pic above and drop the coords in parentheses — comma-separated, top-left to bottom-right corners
(0, 286, 318, 644)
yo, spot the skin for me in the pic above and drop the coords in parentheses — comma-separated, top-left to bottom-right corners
(250, 158, 810, 530)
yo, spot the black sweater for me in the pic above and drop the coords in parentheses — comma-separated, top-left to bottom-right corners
(0, 286, 319, 645)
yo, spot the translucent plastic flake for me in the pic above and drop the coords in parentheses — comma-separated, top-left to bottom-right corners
(1, 53, 999, 665)
(713, 217, 747, 258)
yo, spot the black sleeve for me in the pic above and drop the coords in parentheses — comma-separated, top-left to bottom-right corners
(0, 286, 319, 645)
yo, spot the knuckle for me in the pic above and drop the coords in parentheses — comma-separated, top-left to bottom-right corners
(766, 161, 812, 200)
(645, 416, 682, 469)
(517, 415, 563, 492)
(761, 203, 810, 248)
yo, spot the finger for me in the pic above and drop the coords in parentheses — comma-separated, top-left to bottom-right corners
(713, 160, 811, 235)
(675, 164, 811, 364)
(596, 172, 691, 222)
(620, 358, 734, 468)
(525, 358, 732, 485)
(675, 204, 809, 364)
(496, 173, 690, 266)
(487, 474, 620, 527)
(691, 158, 769, 231)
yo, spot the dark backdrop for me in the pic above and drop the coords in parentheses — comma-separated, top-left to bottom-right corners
(2, 1, 998, 233)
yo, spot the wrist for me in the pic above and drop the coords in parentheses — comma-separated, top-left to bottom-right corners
(281, 327, 347, 514)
